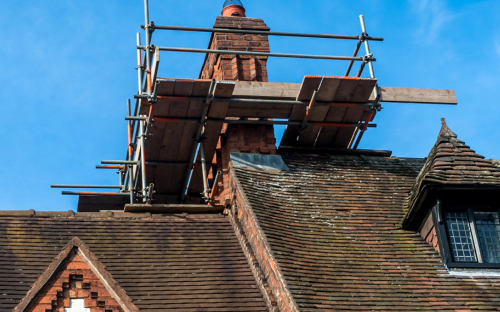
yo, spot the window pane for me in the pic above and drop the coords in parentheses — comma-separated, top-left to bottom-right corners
(445, 212, 477, 262)
(474, 212, 500, 263)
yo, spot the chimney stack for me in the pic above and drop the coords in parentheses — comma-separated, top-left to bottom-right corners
(201, 1, 277, 206)
(200, 1, 270, 82)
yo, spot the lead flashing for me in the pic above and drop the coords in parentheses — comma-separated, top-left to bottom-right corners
(230, 153, 290, 172)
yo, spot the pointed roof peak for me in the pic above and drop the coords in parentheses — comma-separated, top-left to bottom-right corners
(14, 237, 139, 312)
(439, 117, 458, 139)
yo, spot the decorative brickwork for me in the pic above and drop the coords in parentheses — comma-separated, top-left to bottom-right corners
(26, 251, 124, 312)
(14, 237, 138, 312)
(200, 16, 270, 82)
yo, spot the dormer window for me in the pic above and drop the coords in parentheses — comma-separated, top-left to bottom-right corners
(402, 119, 500, 270)
(445, 209, 500, 264)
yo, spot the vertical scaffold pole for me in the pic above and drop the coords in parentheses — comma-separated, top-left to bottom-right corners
(144, 0, 152, 96)
(359, 15, 379, 99)
(127, 99, 135, 204)
(139, 117, 147, 202)
(353, 15, 380, 150)
(136, 33, 143, 94)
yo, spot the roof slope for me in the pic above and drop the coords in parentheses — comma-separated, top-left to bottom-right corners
(0, 212, 267, 312)
(234, 152, 500, 311)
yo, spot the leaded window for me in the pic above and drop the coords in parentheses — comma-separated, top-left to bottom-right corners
(444, 209, 500, 264)
(445, 212, 477, 262)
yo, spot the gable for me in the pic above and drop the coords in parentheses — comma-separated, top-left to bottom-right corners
(14, 237, 138, 312)
(26, 251, 123, 312)
(0, 213, 268, 312)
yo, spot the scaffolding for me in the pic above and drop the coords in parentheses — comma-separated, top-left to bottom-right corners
(52, 0, 456, 208)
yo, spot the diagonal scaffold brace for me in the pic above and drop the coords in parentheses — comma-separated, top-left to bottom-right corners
(179, 79, 217, 203)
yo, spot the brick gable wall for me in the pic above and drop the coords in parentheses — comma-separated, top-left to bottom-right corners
(226, 167, 297, 312)
(27, 250, 124, 312)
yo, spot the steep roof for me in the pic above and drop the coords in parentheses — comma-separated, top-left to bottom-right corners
(233, 152, 500, 311)
(417, 118, 500, 183)
(0, 212, 267, 312)
(404, 119, 500, 226)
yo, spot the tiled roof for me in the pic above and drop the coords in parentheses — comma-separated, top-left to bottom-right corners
(0, 212, 267, 312)
(405, 119, 500, 224)
(233, 153, 500, 311)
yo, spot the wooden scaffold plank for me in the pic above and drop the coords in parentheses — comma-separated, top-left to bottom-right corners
(296, 76, 342, 146)
(165, 79, 212, 195)
(153, 79, 195, 195)
(280, 75, 322, 146)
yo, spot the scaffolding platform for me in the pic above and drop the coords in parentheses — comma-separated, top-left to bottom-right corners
(50, 2, 457, 211)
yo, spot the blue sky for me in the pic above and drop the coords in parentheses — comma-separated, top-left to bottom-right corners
(0, 0, 498, 211)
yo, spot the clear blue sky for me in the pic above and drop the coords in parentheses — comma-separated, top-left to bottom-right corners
(0, 0, 498, 211)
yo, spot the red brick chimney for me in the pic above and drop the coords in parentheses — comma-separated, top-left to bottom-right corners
(201, 1, 277, 206)
(200, 3, 270, 82)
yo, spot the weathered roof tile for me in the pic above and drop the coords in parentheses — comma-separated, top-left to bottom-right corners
(0, 214, 268, 312)
(233, 152, 500, 311)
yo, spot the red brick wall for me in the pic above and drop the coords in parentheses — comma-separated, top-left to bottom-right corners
(27, 250, 124, 312)
(227, 169, 298, 312)
(420, 213, 440, 254)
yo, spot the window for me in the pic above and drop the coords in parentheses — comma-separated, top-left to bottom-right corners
(445, 211, 477, 262)
(65, 299, 90, 312)
(442, 207, 500, 266)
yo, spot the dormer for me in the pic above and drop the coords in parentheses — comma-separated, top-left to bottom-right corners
(403, 118, 500, 268)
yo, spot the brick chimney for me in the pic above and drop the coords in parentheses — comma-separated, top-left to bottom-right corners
(200, 4, 270, 81)
(201, 1, 277, 206)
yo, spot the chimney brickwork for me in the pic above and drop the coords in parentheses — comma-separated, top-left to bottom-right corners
(200, 15, 277, 206)
(200, 16, 270, 82)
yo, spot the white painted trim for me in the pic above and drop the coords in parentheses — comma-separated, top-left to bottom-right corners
(443, 269, 500, 277)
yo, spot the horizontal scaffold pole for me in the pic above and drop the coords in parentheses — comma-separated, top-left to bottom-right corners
(134, 95, 373, 108)
(52, 185, 124, 189)
(96, 165, 123, 169)
(62, 191, 130, 196)
(146, 161, 206, 166)
(99, 160, 208, 166)
(141, 25, 384, 41)
(101, 160, 140, 165)
(125, 116, 377, 128)
(137, 45, 369, 61)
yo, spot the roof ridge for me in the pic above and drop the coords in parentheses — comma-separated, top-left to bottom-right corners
(13, 237, 139, 312)
(0, 210, 226, 220)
